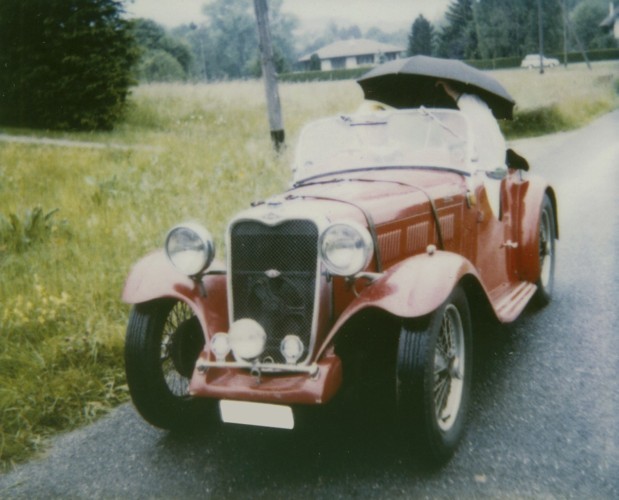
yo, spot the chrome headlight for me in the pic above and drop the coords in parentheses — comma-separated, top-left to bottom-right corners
(319, 222, 373, 277)
(228, 318, 266, 361)
(165, 222, 215, 277)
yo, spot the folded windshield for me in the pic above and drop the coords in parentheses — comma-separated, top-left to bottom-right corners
(293, 109, 473, 182)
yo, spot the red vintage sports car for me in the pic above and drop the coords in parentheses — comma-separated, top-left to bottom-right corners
(122, 58, 557, 464)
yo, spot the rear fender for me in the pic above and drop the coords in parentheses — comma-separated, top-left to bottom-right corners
(517, 178, 558, 283)
(316, 251, 480, 358)
(122, 250, 228, 338)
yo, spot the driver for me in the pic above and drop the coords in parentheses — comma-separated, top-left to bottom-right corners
(437, 80, 507, 216)
(436, 80, 506, 174)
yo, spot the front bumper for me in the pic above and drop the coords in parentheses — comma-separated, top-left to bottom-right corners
(188, 352, 343, 405)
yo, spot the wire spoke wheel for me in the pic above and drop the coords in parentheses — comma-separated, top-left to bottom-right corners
(160, 302, 203, 397)
(125, 299, 212, 430)
(433, 304, 465, 432)
(396, 286, 472, 464)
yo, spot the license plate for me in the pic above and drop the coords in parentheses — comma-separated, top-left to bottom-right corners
(219, 400, 294, 430)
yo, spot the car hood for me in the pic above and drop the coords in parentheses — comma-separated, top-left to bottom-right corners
(236, 168, 467, 228)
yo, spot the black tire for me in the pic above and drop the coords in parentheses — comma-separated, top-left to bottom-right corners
(396, 286, 472, 465)
(533, 194, 556, 306)
(125, 298, 214, 430)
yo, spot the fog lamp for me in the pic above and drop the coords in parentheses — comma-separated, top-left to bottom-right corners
(209, 333, 231, 361)
(229, 318, 266, 361)
(280, 335, 304, 364)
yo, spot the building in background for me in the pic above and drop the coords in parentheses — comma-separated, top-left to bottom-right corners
(298, 39, 404, 71)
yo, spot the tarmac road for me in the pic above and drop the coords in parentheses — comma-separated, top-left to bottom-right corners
(1, 111, 618, 499)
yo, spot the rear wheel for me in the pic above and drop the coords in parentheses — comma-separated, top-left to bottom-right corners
(534, 194, 556, 306)
(396, 286, 472, 464)
(125, 299, 213, 430)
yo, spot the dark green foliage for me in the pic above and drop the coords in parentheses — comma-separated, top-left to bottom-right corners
(572, 0, 617, 50)
(500, 106, 569, 138)
(279, 67, 369, 83)
(174, 0, 297, 81)
(436, 0, 571, 61)
(437, 0, 479, 59)
(133, 18, 192, 82)
(408, 15, 435, 56)
(309, 54, 322, 71)
(0, 207, 67, 254)
(0, 0, 138, 131)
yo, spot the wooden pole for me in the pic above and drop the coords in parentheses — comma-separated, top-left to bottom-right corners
(537, 0, 545, 74)
(253, 0, 285, 151)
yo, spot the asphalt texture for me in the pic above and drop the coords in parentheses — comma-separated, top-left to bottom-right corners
(1, 110, 618, 499)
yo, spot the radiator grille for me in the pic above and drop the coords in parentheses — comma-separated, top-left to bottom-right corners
(230, 219, 319, 363)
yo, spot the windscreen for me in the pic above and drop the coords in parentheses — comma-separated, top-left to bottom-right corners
(293, 109, 472, 182)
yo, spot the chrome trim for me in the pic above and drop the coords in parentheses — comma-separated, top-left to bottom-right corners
(225, 207, 333, 366)
(196, 360, 319, 376)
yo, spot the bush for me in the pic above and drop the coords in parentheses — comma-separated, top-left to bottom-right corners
(137, 50, 187, 83)
(500, 105, 570, 138)
(0, 207, 67, 254)
(0, 0, 139, 131)
(280, 67, 370, 83)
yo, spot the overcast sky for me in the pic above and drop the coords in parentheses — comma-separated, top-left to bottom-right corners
(126, 0, 452, 33)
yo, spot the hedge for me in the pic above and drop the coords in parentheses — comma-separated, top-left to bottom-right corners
(280, 49, 619, 83)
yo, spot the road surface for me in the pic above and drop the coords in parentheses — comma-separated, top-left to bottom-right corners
(1, 111, 618, 498)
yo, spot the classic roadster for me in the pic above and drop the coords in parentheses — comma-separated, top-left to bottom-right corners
(122, 58, 557, 464)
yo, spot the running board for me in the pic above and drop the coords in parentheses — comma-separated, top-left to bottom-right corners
(489, 281, 537, 323)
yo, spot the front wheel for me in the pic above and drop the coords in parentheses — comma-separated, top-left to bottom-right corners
(125, 298, 213, 430)
(396, 286, 472, 465)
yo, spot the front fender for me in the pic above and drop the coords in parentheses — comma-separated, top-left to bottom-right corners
(122, 250, 228, 337)
(317, 251, 480, 358)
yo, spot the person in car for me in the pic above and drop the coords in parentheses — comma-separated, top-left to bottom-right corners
(436, 80, 506, 175)
(436, 80, 508, 216)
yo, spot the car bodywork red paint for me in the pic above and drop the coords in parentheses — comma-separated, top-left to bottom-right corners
(122, 250, 229, 337)
(122, 167, 555, 406)
(123, 106, 558, 412)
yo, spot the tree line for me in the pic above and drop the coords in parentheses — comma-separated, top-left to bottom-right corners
(408, 0, 616, 60)
(141, 0, 616, 83)
(0, 0, 615, 131)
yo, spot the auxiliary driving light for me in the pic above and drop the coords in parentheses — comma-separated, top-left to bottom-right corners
(280, 335, 304, 364)
(228, 318, 267, 360)
(209, 332, 231, 361)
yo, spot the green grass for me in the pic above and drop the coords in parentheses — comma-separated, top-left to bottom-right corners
(0, 62, 617, 470)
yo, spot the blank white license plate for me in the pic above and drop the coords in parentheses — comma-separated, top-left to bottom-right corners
(219, 400, 294, 430)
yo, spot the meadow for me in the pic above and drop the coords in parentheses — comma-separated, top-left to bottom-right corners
(0, 61, 617, 469)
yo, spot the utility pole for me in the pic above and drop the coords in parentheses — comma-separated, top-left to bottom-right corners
(561, 0, 568, 68)
(253, 0, 285, 152)
(537, 0, 545, 74)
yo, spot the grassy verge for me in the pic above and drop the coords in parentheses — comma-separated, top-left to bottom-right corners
(0, 61, 617, 470)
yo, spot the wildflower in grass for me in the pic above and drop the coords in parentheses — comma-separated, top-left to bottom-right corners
(0, 276, 72, 332)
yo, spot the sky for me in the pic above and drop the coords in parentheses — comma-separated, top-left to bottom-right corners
(126, 0, 452, 33)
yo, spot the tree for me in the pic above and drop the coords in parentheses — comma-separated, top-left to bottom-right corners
(0, 0, 138, 130)
(198, 0, 296, 80)
(309, 53, 321, 71)
(571, 0, 616, 50)
(138, 50, 186, 83)
(133, 19, 193, 81)
(408, 15, 435, 55)
(437, 0, 479, 59)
